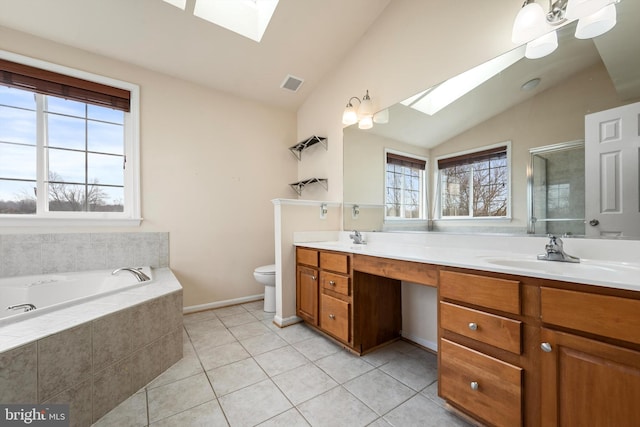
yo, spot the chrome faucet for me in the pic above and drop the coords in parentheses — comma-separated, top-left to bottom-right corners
(349, 230, 366, 245)
(537, 235, 580, 263)
(112, 267, 151, 282)
(7, 303, 37, 312)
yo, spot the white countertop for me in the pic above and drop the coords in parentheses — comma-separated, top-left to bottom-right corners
(295, 240, 640, 293)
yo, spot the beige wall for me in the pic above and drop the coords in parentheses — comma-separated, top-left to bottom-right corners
(0, 27, 297, 307)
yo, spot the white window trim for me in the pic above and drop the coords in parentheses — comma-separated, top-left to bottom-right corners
(383, 148, 429, 222)
(0, 50, 141, 227)
(434, 141, 512, 221)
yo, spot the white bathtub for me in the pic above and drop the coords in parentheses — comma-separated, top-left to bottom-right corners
(0, 267, 152, 324)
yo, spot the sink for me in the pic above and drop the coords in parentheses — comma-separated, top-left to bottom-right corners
(481, 257, 640, 278)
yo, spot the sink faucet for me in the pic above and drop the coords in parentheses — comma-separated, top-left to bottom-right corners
(349, 230, 366, 245)
(537, 235, 580, 263)
(112, 267, 151, 282)
(7, 303, 37, 312)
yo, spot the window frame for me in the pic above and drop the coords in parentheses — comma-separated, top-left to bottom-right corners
(435, 142, 512, 220)
(0, 50, 141, 227)
(384, 148, 428, 222)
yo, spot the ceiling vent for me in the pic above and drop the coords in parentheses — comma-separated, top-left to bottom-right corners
(281, 75, 304, 92)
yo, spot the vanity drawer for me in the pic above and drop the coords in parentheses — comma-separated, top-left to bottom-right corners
(541, 287, 640, 345)
(320, 252, 350, 274)
(320, 294, 350, 343)
(440, 270, 521, 315)
(440, 338, 523, 427)
(320, 271, 350, 297)
(440, 302, 522, 354)
(297, 247, 319, 267)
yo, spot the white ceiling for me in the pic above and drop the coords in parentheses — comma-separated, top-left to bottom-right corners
(0, 0, 391, 111)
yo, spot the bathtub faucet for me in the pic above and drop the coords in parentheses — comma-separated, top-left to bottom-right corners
(7, 303, 37, 312)
(112, 267, 151, 282)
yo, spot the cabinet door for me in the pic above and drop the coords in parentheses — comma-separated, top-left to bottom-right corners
(296, 266, 318, 325)
(540, 328, 640, 427)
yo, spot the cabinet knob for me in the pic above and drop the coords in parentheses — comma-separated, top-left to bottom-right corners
(541, 342, 553, 353)
(468, 322, 478, 331)
(311, 276, 316, 281)
(329, 280, 336, 286)
(329, 314, 336, 320)
(470, 381, 479, 391)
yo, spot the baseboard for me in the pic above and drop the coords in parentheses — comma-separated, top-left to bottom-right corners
(273, 314, 302, 328)
(401, 331, 438, 352)
(183, 294, 263, 314)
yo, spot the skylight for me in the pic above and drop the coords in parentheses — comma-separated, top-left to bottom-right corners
(162, 0, 279, 43)
(401, 46, 526, 116)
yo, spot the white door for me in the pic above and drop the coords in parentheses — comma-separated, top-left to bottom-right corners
(585, 101, 640, 238)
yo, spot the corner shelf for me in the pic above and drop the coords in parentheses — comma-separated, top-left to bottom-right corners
(289, 178, 328, 196)
(289, 135, 327, 160)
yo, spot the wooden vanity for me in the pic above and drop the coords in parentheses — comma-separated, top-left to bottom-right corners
(295, 245, 640, 427)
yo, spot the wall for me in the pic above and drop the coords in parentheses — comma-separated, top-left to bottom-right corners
(0, 27, 298, 308)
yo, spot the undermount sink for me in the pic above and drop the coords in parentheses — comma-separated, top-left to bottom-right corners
(481, 257, 640, 277)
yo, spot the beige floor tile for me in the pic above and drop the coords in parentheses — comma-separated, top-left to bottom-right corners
(150, 399, 228, 427)
(344, 369, 415, 415)
(272, 363, 338, 405)
(228, 321, 272, 341)
(297, 386, 378, 427)
(183, 310, 219, 325)
(383, 394, 472, 426)
(207, 358, 268, 397)
(292, 336, 341, 361)
(256, 408, 310, 426)
(240, 332, 288, 356)
(92, 390, 147, 427)
(218, 379, 292, 427)
(274, 323, 319, 344)
(315, 350, 374, 384)
(254, 346, 309, 377)
(198, 341, 251, 371)
(220, 312, 259, 328)
(379, 352, 438, 391)
(212, 305, 248, 318)
(147, 372, 215, 423)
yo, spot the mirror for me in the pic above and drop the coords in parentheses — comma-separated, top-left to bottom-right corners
(344, 0, 640, 238)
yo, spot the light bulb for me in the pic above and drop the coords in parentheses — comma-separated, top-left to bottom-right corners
(358, 116, 373, 130)
(342, 103, 358, 125)
(512, 2, 548, 44)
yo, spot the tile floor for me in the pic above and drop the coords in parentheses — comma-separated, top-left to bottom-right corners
(92, 301, 473, 427)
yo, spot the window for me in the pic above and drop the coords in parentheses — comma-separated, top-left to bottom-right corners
(0, 54, 140, 225)
(385, 151, 427, 219)
(438, 145, 509, 218)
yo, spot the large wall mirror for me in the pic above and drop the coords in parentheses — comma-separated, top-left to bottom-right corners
(343, 0, 639, 239)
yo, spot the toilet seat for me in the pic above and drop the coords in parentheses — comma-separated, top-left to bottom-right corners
(254, 264, 276, 275)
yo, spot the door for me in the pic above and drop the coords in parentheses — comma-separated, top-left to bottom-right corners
(585, 101, 640, 237)
(296, 266, 318, 325)
(540, 328, 640, 427)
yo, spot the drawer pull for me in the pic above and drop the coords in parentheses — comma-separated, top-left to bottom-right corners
(541, 342, 553, 353)
(311, 276, 317, 281)
(328, 314, 336, 320)
(468, 322, 478, 331)
(470, 381, 479, 391)
(329, 280, 336, 286)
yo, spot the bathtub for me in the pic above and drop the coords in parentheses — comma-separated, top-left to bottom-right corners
(0, 267, 153, 324)
(0, 267, 183, 424)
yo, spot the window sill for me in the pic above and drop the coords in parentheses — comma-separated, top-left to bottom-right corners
(0, 216, 143, 227)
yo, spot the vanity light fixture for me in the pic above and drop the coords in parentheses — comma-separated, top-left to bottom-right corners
(512, 0, 618, 59)
(342, 90, 377, 129)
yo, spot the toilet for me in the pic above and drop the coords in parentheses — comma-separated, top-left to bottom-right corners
(253, 264, 276, 313)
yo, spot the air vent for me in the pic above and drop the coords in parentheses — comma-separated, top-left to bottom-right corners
(280, 75, 304, 92)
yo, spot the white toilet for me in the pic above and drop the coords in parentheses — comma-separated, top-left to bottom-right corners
(253, 264, 276, 313)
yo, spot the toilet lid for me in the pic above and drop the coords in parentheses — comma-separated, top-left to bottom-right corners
(255, 264, 276, 275)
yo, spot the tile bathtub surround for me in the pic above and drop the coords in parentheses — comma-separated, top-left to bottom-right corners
(0, 290, 183, 427)
(0, 232, 169, 278)
(93, 302, 474, 427)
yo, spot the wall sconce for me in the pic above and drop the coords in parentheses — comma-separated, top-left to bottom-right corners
(352, 204, 360, 219)
(320, 203, 328, 219)
(342, 90, 376, 129)
(512, 0, 618, 59)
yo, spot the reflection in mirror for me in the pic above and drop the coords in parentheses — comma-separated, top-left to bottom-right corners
(343, 0, 640, 238)
(528, 141, 585, 236)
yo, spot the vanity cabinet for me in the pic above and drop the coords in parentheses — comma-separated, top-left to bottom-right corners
(439, 270, 524, 427)
(539, 287, 640, 427)
(296, 248, 402, 354)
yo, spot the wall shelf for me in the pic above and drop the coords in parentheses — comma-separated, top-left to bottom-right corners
(289, 178, 328, 196)
(289, 135, 327, 160)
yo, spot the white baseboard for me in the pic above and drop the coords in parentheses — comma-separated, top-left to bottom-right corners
(273, 314, 302, 328)
(401, 331, 438, 352)
(183, 294, 263, 314)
